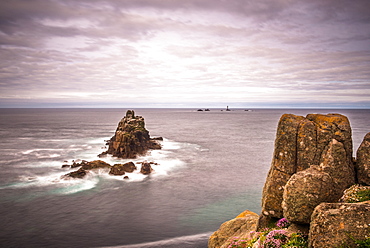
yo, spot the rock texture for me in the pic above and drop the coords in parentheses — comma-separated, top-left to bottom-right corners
(261, 113, 354, 222)
(309, 201, 370, 248)
(109, 162, 137, 175)
(356, 132, 370, 185)
(208, 210, 259, 248)
(100, 110, 161, 159)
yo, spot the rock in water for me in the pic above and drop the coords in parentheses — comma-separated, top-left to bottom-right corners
(100, 110, 161, 159)
(109, 162, 137, 175)
(63, 168, 87, 179)
(140, 162, 153, 175)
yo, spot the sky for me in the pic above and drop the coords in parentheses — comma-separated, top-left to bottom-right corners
(0, 0, 370, 108)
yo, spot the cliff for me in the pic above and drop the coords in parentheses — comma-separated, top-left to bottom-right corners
(209, 113, 370, 248)
(99, 110, 161, 159)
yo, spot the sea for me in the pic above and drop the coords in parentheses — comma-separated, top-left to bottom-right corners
(0, 108, 369, 248)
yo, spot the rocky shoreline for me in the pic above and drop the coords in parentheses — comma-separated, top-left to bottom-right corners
(209, 113, 370, 248)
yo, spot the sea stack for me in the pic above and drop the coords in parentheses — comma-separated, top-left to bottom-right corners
(99, 110, 162, 159)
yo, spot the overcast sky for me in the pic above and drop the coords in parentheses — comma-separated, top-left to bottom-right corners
(1, 0, 369, 108)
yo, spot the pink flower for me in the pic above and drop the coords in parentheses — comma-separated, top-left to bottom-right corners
(276, 218, 290, 228)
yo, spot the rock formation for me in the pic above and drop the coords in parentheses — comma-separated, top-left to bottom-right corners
(109, 162, 137, 175)
(99, 110, 162, 159)
(208, 113, 370, 248)
(63, 167, 87, 179)
(261, 113, 354, 221)
(140, 162, 153, 175)
(63, 160, 156, 178)
(356, 132, 370, 185)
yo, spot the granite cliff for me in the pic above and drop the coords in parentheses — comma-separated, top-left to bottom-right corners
(209, 113, 370, 248)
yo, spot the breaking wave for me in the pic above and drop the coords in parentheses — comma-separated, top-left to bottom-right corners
(100, 232, 212, 248)
(1, 138, 200, 195)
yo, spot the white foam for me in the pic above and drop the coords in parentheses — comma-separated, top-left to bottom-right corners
(8, 137, 198, 192)
(21, 148, 64, 155)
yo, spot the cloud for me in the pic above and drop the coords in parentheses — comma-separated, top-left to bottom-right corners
(0, 0, 369, 108)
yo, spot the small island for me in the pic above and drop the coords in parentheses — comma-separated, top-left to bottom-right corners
(62, 110, 162, 179)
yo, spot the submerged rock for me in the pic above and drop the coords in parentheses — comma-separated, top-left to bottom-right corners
(99, 110, 161, 159)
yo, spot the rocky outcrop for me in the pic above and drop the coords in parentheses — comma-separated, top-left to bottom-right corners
(208, 210, 259, 248)
(109, 162, 137, 175)
(80, 160, 111, 170)
(99, 110, 161, 159)
(140, 162, 153, 175)
(62, 160, 111, 179)
(63, 167, 87, 179)
(62, 160, 156, 178)
(309, 201, 370, 248)
(261, 113, 354, 221)
(356, 132, 370, 185)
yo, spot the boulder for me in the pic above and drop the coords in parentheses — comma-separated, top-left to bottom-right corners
(208, 210, 259, 248)
(282, 167, 335, 224)
(356, 132, 370, 185)
(100, 110, 161, 159)
(309, 201, 370, 248)
(140, 162, 153, 175)
(109, 162, 137, 175)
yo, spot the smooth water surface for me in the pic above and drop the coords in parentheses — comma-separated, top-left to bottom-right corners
(0, 108, 369, 247)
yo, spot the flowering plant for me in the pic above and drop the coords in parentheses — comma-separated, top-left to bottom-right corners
(224, 217, 307, 248)
(276, 218, 290, 228)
